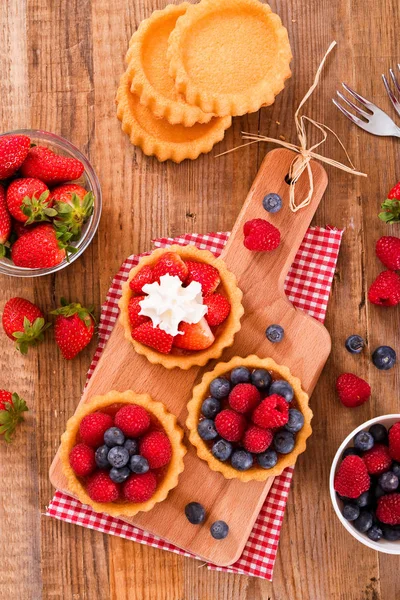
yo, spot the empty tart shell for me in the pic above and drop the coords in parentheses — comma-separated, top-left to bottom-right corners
(167, 0, 292, 117)
(186, 356, 312, 482)
(60, 390, 187, 517)
(126, 3, 214, 126)
(116, 69, 231, 163)
(119, 245, 244, 370)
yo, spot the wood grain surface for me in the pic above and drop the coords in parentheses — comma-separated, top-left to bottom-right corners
(0, 0, 399, 598)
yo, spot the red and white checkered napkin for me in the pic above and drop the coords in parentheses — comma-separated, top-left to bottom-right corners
(47, 227, 343, 581)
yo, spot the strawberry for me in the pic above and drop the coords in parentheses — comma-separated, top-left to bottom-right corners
(363, 444, 392, 475)
(114, 404, 151, 438)
(228, 383, 260, 414)
(123, 472, 157, 503)
(69, 443, 96, 477)
(129, 266, 154, 294)
(252, 395, 289, 429)
(50, 183, 94, 239)
(379, 182, 400, 223)
(2, 297, 50, 354)
(20, 145, 84, 184)
(6, 178, 55, 224)
(11, 223, 75, 269)
(0, 390, 28, 442)
(152, 252, 188, 283)
(0, 184, 11, 253)
(243, 218, 280, 251)
(51, 298, 95, 359)
(376, 493, 400, 525)
(128, 296, 149, 330)
(139, 431, 172, 468)
(79, 412, 114, 447)
(389, 422, 400, 462)
(214, 409, 247, 442)
(204, 293, 231, 327)
(368, 270, 400, 306)
(131, 321, 173, 354)
(185, 261, 220, 295)
(0, 134, 30, 179)
(243, 425, 273, 453)
(376, 236, 400, 270)
(87, 470, 120, 503)
(12, 220, 36, 238)
(334, 455, 370, 499)
(173, 317, 214, 351)
(336, 373, 371, 408)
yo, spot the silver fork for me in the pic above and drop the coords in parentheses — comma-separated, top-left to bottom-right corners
(382, 65, 400, 118)
(333, 83, 400, 138)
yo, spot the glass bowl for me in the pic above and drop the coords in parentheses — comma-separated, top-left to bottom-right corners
(0, 129, 102, 277)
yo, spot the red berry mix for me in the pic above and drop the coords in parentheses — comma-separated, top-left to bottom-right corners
(69, 403, 173, 505)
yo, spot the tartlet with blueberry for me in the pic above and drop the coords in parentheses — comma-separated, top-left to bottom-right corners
(60, 390, 186, 516)
(186, 355, 312, 482)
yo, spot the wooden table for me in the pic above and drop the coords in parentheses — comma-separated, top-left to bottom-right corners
(1, 0, 399, 598)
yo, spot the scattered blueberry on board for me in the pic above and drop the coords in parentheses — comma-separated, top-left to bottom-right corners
(210, 520, 229, 540)
(185, 502, 206, 525)
(265, 324, 284, 343)
(345, 335, 365, 354)
(262, 193, 282, 214)
(372, 346, 397, 370)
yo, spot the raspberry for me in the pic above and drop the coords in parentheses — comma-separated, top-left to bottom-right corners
(86, 470, 120, 503)
(243, 218, 280, 252)
(376, 236, 400, 270)
(123, 472, 157, 503)
(204, 293, 231, 326)
(128, 296, 149, 330)
(129, 265, 154, 294)
(69, 443, 96, 477)
(114, 404, 151, 438)
(79, 412, 114, 447)
(228, 383, 260, 414)
(152, 252, 188, 283)
(214, 409, 247, 442)
(363, 444, 392, 475)
(252, 395, 289, 429)
(389, 422, 400, 461)
(368, 270, 400, 306)
(335, 373, 371, 408)
(334, 455, 370, 499)
(376, 493, 400, 525)
(140, 430, 172, 469)
(243, 426, 273, 453)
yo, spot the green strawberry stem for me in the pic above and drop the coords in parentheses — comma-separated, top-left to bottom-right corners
(0, 393, 29, 442)
(55, 192, 94, 240)
(21, 191, 58, 225)
(379, 199, 400, 224)
(51, 298, 95, 328)
(13, 316, 52, 354)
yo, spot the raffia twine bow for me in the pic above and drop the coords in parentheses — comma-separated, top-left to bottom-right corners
(218, 41, 367, 212)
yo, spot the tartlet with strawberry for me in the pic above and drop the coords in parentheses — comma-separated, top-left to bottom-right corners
(60, 390, 186, 516)
(186, 356, 312, 482)
(119, 245, 244, 369)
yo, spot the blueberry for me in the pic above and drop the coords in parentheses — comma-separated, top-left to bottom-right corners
(367, 525, 383, 542)
(382, 525, 400, 541)
(251, 368, 272, 391)
(124, 439, 138, 456)
(109, 466, 131, 483)
(107, 446, 130, 468)
(369, 423, 388, 444)
(265, 324, 284, 343)
(130, 455, 149, 474)
(212, 439, 233, 462)
(104, 427, 125, 447)
(230, 367, 251, 385)
(273, 430, 295, 454)
(95, 445, 111, 469)
(185, 502, 206, 525)
(231, 450, 253, 471)
(268, 380, 294, 403)
(392, 463, 400, 478)
(372, 346, 396, 370)
(345, 335, 365, 354)
(342, 447, 361, 459)
(209, 377, 231, 399)
(201, 397, 221, 419)
(258, 449, 278, 469)
(374, 485, 386, 500)
(356, 491, 372, 508)
(343, 503, 360, 521)
(285, 408, 304, 433)
(353, 431, 374, 452)
(353, 510, 374, 533)
(378, 471, 399, 492)
(262, 193, 282, 214)
(198, 419, 218, 441)
(210, 520, 229, 540)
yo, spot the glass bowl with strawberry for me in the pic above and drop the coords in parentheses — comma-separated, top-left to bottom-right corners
(0, 129, 102, 277)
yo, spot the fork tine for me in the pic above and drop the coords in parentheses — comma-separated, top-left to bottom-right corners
(382, 73, 400, 118)
(341, 83, 375, 110)
(390, 68, 400, 94)
(336, 91, 370, 119)
(332, 98, 369, 129)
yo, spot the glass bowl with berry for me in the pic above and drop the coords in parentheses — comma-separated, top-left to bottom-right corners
(60, 390, 186, 516)
(0, 129, 102, 277)
(186, 355, 313, 482)
(330, 415, 400, 554)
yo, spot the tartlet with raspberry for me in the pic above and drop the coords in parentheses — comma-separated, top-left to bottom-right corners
(119, 245, 244, 369)
(60, 390, 186, 516)
(186, 356, 312, 482)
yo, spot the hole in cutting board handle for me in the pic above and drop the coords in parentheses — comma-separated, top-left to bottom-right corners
(284, 173, 293, 185)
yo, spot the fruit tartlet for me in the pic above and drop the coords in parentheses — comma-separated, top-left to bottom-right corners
(119, 245, 244, 369)
(60, 390, 186, 516)
(186, 356, 312, 482)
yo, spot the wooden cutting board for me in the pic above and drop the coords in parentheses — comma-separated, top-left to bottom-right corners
(50, 148, 330, 567)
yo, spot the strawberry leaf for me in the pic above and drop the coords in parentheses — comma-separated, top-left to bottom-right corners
(0, 393, 28, 442)
(12, 316, 51, 354)
(379, 199, 400, 224)
(51, 299, 95, 328)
